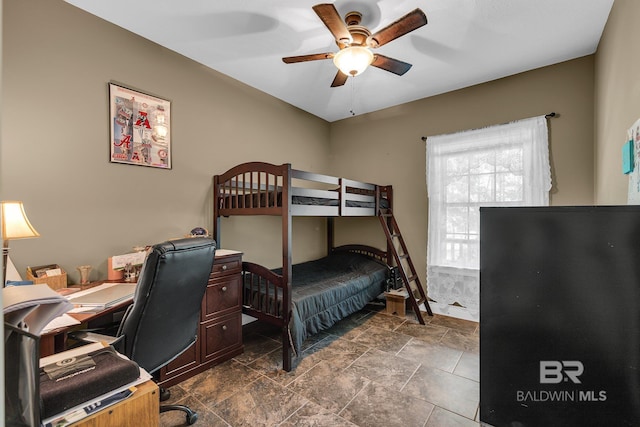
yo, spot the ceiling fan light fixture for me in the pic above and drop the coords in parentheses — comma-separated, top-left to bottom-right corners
(333, 46, 374, 77)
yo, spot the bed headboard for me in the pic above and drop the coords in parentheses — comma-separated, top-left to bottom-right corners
(331, 244, 387, 264)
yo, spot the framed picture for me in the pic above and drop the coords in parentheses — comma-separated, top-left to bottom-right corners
(109, 83, 171, 169)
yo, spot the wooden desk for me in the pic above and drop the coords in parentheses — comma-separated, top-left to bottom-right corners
(41, 250, 245, 386)
(40, 291, 132, 357)
(69, 380, 159, 427)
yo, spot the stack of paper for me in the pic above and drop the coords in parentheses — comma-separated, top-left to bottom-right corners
(3, 284, 74, 335)
(41, 314, 81, 334)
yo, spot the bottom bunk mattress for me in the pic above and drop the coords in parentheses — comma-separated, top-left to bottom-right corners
(245, 251, 388, 354)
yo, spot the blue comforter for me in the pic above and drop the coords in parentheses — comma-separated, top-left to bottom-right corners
(272, 252, 388, 354)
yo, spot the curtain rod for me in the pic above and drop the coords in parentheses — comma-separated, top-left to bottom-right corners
(421, 112, 557, 142)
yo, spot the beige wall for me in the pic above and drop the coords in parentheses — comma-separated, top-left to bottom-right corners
(329, 57, 596, 289)
(1, 0, 330, 279)
(1, 0, 605, 289)
(595, 0, 640, 204)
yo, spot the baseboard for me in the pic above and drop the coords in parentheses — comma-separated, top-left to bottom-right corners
(428, 302, 479, 322)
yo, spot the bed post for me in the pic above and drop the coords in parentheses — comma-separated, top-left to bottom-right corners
(282, 164, 293, 371)
(213, 175, 221, 248)
(384, 185, 394, 266)
(327, 217, 335, 253)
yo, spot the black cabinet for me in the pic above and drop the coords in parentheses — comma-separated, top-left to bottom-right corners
(480, 206, 640, 426)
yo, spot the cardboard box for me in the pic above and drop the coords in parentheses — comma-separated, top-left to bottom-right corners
(26, 264, 67, 291)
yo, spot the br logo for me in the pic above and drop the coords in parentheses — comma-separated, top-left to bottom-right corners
(540, 361, 584, 384)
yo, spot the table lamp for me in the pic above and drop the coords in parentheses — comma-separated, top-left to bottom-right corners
(1, 201, 40, 287)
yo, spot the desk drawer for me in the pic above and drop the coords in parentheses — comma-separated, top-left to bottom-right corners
(202, 275, 241, 320)
(201, 312, 242, 363)
(210, 255, 241, 277)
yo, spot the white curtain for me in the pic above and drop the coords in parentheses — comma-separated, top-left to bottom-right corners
(426, 116, 551, 314)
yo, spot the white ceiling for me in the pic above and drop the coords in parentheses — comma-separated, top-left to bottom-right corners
(65, 0, 614, 122)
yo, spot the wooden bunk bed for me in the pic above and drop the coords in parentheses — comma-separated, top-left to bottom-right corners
(213, 161, 431, 371)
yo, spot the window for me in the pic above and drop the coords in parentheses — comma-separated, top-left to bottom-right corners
(426, 116, 551, 314)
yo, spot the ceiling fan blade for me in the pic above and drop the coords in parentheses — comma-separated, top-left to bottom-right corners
(282, 53, 334, 63)
(371, 54, 412, 76)
(312, 3, 352, 45)
(331, 70, 348, 87)
(367, 9, 427, 48)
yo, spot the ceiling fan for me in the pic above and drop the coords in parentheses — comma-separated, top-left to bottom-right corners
(282, 3, 427, 87)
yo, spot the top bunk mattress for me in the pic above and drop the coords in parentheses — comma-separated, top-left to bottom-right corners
(223, 191, 389, 209)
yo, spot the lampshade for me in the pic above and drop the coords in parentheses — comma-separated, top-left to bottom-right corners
(333, 46, 374, 77)
(1, 201, 40, 240)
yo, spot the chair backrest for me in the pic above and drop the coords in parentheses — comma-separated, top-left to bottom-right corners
(120, 237, 216, 373)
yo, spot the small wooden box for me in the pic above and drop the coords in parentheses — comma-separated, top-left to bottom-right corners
(385, 288, 409, 317)
(26, 264, 68, 290)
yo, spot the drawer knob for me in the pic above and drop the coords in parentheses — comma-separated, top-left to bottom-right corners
(221, 265, 228, 271)
(221, 286, 227, 292)
(222, 325, 228, 331)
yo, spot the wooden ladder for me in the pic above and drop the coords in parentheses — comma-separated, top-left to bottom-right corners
(378, 208, 433, 324)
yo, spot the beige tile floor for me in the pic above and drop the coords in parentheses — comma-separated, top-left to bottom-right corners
(159, 304, 480, 427)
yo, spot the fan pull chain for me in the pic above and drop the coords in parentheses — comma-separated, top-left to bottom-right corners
(349, 78, 356, 116)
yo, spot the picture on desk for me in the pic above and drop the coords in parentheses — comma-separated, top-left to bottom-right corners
(67, 283, 136, 309)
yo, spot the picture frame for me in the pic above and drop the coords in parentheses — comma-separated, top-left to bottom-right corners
(109, 83, 171, 169)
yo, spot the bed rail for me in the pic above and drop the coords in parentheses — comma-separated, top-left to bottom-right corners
(214, 162, 289, 216)
(213, 161, 390, 218)
(241, 261, 290, 326)
(241, 260, 294, 371)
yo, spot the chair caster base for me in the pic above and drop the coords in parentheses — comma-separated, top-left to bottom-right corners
(160, 404, 198, 425)
(159, 387, 171, 402)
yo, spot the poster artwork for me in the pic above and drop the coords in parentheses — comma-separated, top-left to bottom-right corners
(109, 83, 171, 169)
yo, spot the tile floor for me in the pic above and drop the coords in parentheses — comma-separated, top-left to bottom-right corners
(159, 304, 480, 427)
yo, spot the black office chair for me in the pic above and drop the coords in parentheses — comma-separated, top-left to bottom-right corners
(73, 237, 216, 424)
